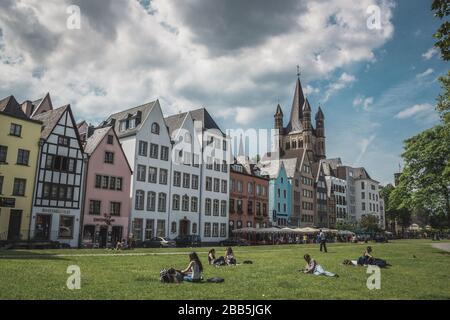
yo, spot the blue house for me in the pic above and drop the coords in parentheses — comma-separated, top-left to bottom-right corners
(260, 161, 292, 226)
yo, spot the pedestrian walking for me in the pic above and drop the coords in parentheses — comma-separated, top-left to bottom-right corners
(319, 229, 327, 253)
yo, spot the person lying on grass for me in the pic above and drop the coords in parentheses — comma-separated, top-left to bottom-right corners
(356, 246, 390, 268)
(179, 252, 203, 282)
(300, 254, 339, 277)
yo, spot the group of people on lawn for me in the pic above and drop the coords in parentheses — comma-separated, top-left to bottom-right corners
(164, 240, 386, 283)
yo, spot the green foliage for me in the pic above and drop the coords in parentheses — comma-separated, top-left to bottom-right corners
(393, 125, 450, 227)
(436, 71, 450, 124)
(432, 0, 450, 61)
(358, 214, 380, 233)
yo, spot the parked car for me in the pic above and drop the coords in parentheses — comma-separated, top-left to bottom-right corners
(142, 237, 176, 248)
(219, 238, 249, 247)
(175, 235, 202, 247)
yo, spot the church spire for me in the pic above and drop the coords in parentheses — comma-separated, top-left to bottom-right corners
(238, 134, 244, 157)
(286, 66, 306, 132)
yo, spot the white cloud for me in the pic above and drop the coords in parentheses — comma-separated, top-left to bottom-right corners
(353, 95, 374, 111)
(394, 103, 435, 119)
(416, 68, 434, 79)
(323, 72, 357, 102)
(422, 47, 438, 60)
(0, 0, 395, 124)
(304, 85, 320, 95)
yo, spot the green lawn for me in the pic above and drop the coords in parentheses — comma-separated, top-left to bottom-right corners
(0, 240, 449, 300)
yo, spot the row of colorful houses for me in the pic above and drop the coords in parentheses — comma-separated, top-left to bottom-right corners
(0, 77, 385, 248)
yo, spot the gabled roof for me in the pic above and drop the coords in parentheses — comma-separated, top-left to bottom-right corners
(190, 107, 224, 134)
(30, 92, 53, 117)
(0, 95, 29, 120)
(32, 105, 69, 139)
(286, 77, 305, 133)
(280, 158, 299, 179)
(84, 126, 112, 155)
(105, 100, 158, 138)
(165, 112, 188, 137)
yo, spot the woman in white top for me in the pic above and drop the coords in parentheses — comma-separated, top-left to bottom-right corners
(181, 252, 203, 282)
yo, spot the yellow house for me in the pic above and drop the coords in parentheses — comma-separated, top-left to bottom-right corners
(0, 95, 42, 241)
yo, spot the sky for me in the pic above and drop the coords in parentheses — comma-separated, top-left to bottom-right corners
(0, 0, 447, 185)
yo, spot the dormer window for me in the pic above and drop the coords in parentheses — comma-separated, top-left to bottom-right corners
(151, 122, 160, 134)
(129, 118, 136, 129)
(119, 120, 127, 132)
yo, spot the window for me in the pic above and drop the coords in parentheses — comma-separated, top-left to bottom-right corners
(10, 123, 22, 137)
(172, 194, 180, 210)
(173, 171, 181, 187)
(182, 195, 189, 211)
(159, 169, 168, 185)
(16, 149, 30, 165)
(0, 145, 8, 163)
(237, 181, 243, 193)
(145, 220, 154, 240)
(205, 198, 212, 215)
(156, 220, 165, 237)
(158, 193, 167, 212)
(147, 191, 156, 211)
(183, 173, 190, 188)
(13, 178, 26, 196)
(116, 177, 123, 191)
(222, 160, 228, 173)
(102, 176, 109, 189)
(137, 165, 146, 181)
(220, 223, 226, 237)
(109, 177, 116, 190)
(213, 178, 220, 192)
(119, 121, 127, 132)
(161, 146, 169, 161)
(221, 180, 227, 193)
(361, 192, 365, 199)
(171, 221, 177, 234)
(361, 182, 365, 190)
(148, 167, 157, 183)
(213, 199, 219, 216)
(135, 190, 145, 210)
(193, 154, 200, 167)
(150, 143, 159, 159)
(204, 223, 211, 237)
(0, 176, 3, 194)
(192, 223, 197, 234)
(151, 122, 160, 134)
(221, 200, 227, 217)
(183, 152, 191, 166)
(138, 141, 148, 156)
(212, 223, 219, 237)
(214, 160, 220, 171)
(107, 135, 114, 144)
(89, 200, 101, 215)
(133, 219, 143, 241)
(206, 177, 212, 191)
(229, 199, 235, 213)
(104, 152, 114, 164)
(110, 202, 121, 216)
(192, 175, 199, 190)
(362, 202, 366, 211)
(59, 216, 74, 239)
(237, 200, 243, 214)
(248, 183, 253, 194)
(206, 157, 213, 170)
(191, 197, 198, 212)
(222, 140, 227, 151)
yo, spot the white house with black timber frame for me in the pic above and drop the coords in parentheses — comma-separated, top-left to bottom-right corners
(30, 105, 85, 247)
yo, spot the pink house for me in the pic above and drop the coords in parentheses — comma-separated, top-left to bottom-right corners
(81, 126, 132, 248)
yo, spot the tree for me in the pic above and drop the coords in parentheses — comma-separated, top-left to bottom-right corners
(432, 0, 450, 61)
(392, 125, 450, 227)
(436, 71, 450, 124)
(359, 214, 380, 234)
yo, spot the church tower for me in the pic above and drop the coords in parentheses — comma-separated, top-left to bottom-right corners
(303, 99, 312, 150)
(274, 104, 283, 131)
(315, 106, 325, 160)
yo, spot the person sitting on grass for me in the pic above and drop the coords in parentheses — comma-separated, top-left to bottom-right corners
(358, 246, 375, 265)
(180, 252, 203, 282)
(300, 254, 338, 277)
(225, 247, 237, 265)
(208, 249, 226, 266)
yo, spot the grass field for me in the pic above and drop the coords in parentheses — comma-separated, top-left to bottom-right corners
(0, 240, 449, 300)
